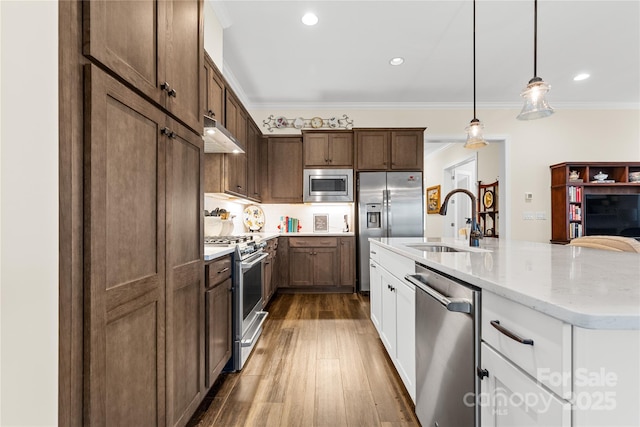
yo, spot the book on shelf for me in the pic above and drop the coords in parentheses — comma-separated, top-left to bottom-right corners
(568, 186, 582, 203)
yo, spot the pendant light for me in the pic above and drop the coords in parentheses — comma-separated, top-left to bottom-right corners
(517, 0, 554, 120)
(465, 0, 488, 149)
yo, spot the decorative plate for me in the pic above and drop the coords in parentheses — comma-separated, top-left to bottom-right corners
(243, 205, 265, 231)
(274, 116, 289, 129)
(293, 117, 305, 129)
(310, 117, 323, 128)
(483, 190, 494, 209)
(328, 116, 339, 128)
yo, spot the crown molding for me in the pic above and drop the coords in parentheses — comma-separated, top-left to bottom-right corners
(222, 62, 252, 109)
(246, 100, 640, 111)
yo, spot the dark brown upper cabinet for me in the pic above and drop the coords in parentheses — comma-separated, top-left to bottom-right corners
(355, 128, 425, 171)
(303, 131, 353, 168)
(83, 0, 204, 134)
(203, 53, 225, 123)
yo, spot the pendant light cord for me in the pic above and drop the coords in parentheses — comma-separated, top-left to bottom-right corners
(473, 0, 477, 120)
(533, 0, 538, 78)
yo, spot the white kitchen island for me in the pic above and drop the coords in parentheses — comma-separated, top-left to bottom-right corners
(370, 237, 640, 427)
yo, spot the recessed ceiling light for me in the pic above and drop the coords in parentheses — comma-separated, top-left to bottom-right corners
(573, 73, 590, 81)
(301, 13, 318, 26)
(389, 57, 404, 66)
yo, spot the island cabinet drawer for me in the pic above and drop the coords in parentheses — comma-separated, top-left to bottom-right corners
(370, 244, 381, 263)
(289, 237, 337, 248)
(482, 292, 572, 398)
(206, 255, 232, 288)
(376, 245, 414, 281)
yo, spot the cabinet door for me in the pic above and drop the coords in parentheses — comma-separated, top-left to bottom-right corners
(329, 133, 354, 167)
(304, 133, 329, 167)
(313, 247, 339, 286)
(395, 278, 416, 402)
(273, 237, 289, 287)
(357, 131, 389, 170)
(480, 343, 571, 427)
(379, 268, 397, 357)
(83, 0, 166, 107)
(84, 65, 167, 426)
(205, 278, 232, 389)
(204, 55, 224, 123)
(225, 92, 239, 143)
(266, 138, 303, 203)
(165, 119, 204, 427)
(390, 130, 423, 170)
(369, 261, 382, 333)
(224, 152, 247, 197)
(263, 254, 273, 307)
(164, 0, 203, 133)
(246, 121, 261, 201)
(289, 248, 314, 286)
(339, 237, 355, 286)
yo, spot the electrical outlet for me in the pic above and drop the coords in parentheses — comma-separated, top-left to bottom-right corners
(535, 211, 547, 220)
(524, 192, 533, 201)
(523, 212, 534, 220)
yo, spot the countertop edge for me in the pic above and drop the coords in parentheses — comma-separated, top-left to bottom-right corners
(370, 239, 640, 330)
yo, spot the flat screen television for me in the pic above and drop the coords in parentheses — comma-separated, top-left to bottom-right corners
(584, 194, 640, 238)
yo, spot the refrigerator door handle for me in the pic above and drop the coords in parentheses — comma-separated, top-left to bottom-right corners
(382, 189, 388, 237)
(386, 189, 392, 236)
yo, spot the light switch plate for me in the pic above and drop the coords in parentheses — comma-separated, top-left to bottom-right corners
(523, 212, 534, 220)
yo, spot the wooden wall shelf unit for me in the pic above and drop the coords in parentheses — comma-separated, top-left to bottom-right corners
(550, 162, 640, 244)
(478, 180, 499, 238)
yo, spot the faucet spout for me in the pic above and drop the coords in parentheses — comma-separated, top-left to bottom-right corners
(439, 188, 483, 247)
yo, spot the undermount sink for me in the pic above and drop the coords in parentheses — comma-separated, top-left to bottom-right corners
(405, 244, 463, 253)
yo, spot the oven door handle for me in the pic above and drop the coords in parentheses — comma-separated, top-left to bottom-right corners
(241, 252, 268, 270)
(241, 311, 268, 347)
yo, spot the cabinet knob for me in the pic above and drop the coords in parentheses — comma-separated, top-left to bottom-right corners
(160, 127, 176, 139)
(477, 367, 489, 380)
(168, 88, 177, 97)
(208, 109, 215, 117)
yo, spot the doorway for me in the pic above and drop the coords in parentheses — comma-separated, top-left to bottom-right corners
(443, 156, 477, 238)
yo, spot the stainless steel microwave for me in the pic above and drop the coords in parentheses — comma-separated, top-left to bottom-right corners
(303, 169, 353, 202)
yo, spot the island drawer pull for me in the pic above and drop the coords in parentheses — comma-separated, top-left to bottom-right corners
(490, 320, 534, 345)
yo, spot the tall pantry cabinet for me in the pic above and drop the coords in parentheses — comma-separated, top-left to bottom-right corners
(62, 1, 205, 426)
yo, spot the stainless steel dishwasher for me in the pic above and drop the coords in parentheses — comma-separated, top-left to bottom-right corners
(405, 262, 480, 427)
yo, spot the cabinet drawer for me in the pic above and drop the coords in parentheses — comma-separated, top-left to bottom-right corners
(376, 245, 414, 282)
(370, 244, 381, 263)
(289, 237, 337, 248)
(482, 292, 572, 398)
(480, 343, 571, 427)
(206, 256, 232, 288)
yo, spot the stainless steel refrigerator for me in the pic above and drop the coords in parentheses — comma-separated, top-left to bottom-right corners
(357, 171, 424, 292)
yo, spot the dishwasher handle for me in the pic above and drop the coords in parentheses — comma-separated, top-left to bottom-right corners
(405, 274, 472, 314)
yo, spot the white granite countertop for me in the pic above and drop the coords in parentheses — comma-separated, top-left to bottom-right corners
(371, 237, 640, 330)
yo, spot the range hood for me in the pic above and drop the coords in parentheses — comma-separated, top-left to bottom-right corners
(203, 115, 245, 154)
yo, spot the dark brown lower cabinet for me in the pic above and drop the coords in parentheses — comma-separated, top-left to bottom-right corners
(204, 256, 232, 388)
(262, 238, 278, 307)
(83, 64, 204, 427)
(282, 236, 355, 291)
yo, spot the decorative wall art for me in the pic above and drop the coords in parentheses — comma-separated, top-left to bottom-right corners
(263, 114, 354, 132)
(313, 213, 329, 233)
(426, 185, 441, 214)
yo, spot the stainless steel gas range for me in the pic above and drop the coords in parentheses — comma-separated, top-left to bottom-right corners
(205, 235, 268, 370)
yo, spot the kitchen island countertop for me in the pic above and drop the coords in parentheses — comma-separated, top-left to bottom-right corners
(371, 237, 640, 330)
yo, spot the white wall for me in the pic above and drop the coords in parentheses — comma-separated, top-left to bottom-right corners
(249, 107, 640, 242)
(0, 1, 58, 425)
(204, 1, 224, 69)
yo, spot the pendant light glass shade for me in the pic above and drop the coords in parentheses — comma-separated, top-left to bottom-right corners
(465, 118, 488, 149)
(517, 76, 554, 120)
(518, 0, 554, 120)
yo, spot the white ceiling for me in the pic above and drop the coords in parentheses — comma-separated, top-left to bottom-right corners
(212, 0, 639, 110)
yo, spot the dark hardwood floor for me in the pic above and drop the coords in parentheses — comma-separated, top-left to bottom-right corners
(188, 293, 419, 427)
